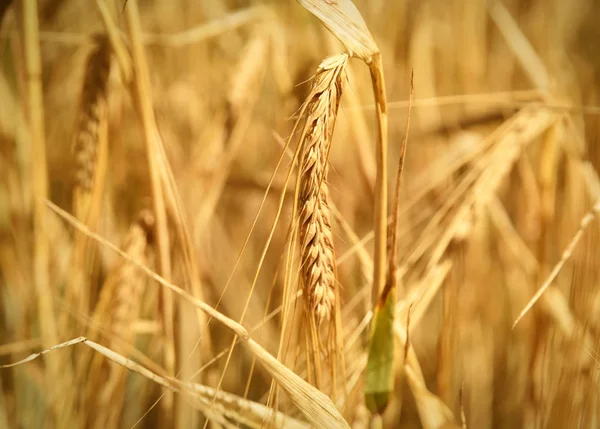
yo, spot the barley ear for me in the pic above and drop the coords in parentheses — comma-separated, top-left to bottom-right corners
(298, 54, 348, 327)
(72, 34, 111, 200)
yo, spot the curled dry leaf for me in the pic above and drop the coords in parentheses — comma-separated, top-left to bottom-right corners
(296, 0, 378, 62)
(405, 366, 460, 429)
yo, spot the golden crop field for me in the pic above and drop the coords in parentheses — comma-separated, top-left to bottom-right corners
(1, 0, 600, 428)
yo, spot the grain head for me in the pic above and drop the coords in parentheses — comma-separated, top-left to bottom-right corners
(72, 34, 111, 193)
(298, 53, 348, 326)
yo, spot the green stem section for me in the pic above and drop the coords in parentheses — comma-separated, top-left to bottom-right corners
(365, 287, 396, 415)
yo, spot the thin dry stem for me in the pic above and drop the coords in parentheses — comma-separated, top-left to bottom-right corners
(513, 200, 600, 327)
(380, 70, 414, 305)
(123, 0, 175, 416)
(20, 0, 65, 423)
(368, 53, 389, 307)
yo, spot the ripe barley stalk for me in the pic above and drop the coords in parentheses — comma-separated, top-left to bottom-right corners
(60, 35, 112, 428)
(296, 53, 348, 389)
(67, 34, 112, 316)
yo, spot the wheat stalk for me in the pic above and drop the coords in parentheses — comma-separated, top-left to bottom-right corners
(121, 0, 177, 419)
(66, 34, 111, 320)
(298, 53, 347, 326)
(20, 0, 70, 425)
(296, 0, 388, 313)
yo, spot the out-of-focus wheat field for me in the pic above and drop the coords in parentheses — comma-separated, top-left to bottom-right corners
(2, 0, 600, 428)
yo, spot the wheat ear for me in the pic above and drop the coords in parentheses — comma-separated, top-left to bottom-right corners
(72, 34, 111, 197)
(298, 53, 348, 326)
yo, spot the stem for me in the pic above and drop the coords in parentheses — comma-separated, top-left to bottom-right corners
(123, 0, 175, 416)
(21, 0, 66, 423)
(369, 53, 388, 308)
(380, 70, 413, 305)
